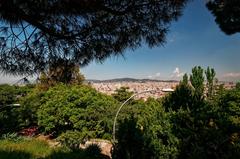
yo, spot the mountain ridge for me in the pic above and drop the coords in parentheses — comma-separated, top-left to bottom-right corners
(86, 78, 179, 83)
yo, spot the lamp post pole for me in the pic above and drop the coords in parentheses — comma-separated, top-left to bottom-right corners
(112, 89, 158, 143)
(0, 104, 21, 112)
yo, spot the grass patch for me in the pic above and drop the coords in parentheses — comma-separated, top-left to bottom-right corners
(0, 138, 109, 159)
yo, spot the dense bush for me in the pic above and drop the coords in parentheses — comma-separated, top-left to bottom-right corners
(18, 89, 45, 128)
(0, 84, 31, 106)
(37, 84, 119, 140)
(0, 84, 34, 134)
(0, 133, 26, 142)
(113, 98, 179, 159)
(57, 130, 86, 149)
(163, 68, 240, 159)
(140, 98, 179, 159)
(163, 83, 194, 111)
(161, 67, 240, 159)
(112, 116, 145, 159)
(169, 89, 240, 159)
(209, 89, 240, 158)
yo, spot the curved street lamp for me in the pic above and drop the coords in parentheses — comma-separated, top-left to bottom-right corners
(112, 87, 174, 142)
(112, 89, 159, 142)
(0, 104, 21, 112)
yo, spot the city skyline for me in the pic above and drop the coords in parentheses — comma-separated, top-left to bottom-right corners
(1, 0, 240, 83)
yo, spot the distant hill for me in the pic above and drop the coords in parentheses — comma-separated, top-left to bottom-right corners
(87, 78, 179, 83)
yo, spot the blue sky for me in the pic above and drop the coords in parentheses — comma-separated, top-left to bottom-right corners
(81, 0, 240, 81)
(0, 0, 240, 83)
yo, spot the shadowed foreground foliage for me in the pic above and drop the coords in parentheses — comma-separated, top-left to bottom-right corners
(0, 0, 188, 76)
(207, 0, 240, 35)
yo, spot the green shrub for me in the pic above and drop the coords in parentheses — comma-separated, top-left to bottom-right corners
(57, 130, 86, 149)
(113, 98, 179, 159)
(0, 84, 18, 106)
(112, 116, 145, 159)
(1, 133, 26, 142)
(18, 89, 45, 128)
(167, 86, 240, 159)
(140, 98, 179, 159)
(37, 84, 119, 139)
(0, 84, 34, 134)
(0, 107, 20, 134)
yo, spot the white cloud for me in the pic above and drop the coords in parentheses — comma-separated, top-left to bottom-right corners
(172, 67, 184, 78)
(148, 75, 153, 79)
(155, 72, 161, 77)
(173, 67, 180, 74)
(147, 72, 161, 79)
(223, 72, 240, 78)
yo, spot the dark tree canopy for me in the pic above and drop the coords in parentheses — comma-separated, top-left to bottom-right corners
(207, 0, 240, 35)
(0, 0, 188, 75)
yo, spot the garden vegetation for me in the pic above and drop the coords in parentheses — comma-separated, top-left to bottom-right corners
(0, 66, 240, 159)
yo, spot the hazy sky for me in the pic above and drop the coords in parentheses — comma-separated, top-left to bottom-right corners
(1, 0, 240, 83)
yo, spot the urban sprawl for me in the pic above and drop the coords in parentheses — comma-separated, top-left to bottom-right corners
(90, 80, 235, 100)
